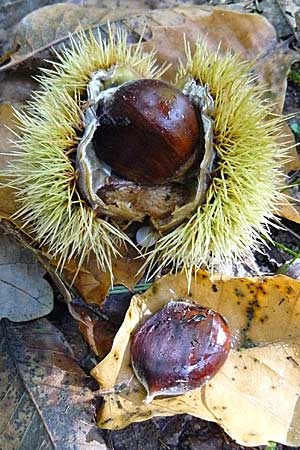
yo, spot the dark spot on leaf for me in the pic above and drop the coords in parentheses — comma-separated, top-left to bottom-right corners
(212, 284, 218, 292)
(258, 286, 266, 295)
(101, 418, 112, 424)
(234, 288, 245, 297)
(151, 286, 158, 295)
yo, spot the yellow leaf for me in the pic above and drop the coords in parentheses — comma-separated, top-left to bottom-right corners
(92, 271, 300, 446)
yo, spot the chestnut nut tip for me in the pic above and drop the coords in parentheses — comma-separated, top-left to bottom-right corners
(131, 301, 231, 402)
(93, 79, 204, 185)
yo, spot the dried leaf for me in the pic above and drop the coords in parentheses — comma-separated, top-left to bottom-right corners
(0, 318, 107, 450)
(111, 245, 145, 291)
(275, 123, 300, 223)
(69, 301, 117, 359)
(63, 257, 111, 307)
(255, 0, 297, 41)
(0, 74, 38, 104)
(92, 271, 300, 446)
(0, 0, 65, 55)
(64, 246, 144, 307)
(0, 231, 53, 321)
(0, 104, 22, 221)
(278, 200, 300, 224)
(0, 320, 53, 450)
(1, 4, 141, 71)
(275, 0, 300, 35)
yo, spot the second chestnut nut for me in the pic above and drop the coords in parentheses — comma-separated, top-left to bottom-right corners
(93, 79, 204, 185)
(131, 301, 231, 401)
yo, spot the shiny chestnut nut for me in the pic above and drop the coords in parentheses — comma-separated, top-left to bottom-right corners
(93, 79, 204, 184)
(131, 301, 231, 401)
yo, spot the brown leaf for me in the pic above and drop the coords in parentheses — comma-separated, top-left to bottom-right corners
(0, 318, 107, 450)
(64, 245, 144, 307)
(0, 321, 53, 450)
(276, 123, 300, 224)
(0, 73, 38, 103)
(256, 40, 299, 114)
(0, 4, 143, 72)
(63, 257, 111, 307)
(136, 5, 293, 85)
(0, 103, 21, 220)
(69, 301, 117, 359)
(91, 271, 300, 446)
(111, 245, 145, 291)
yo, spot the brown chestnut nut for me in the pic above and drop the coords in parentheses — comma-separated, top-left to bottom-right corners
(93, 79, 203, 184)
(131, 301, 231, 401)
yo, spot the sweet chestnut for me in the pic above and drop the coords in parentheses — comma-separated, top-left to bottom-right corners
(93, 79, 203, 184)
(131, 301, 231, 401)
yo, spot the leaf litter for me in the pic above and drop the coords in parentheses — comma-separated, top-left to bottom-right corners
(1, 1, 300, 449)
(0, 318, 107, 450)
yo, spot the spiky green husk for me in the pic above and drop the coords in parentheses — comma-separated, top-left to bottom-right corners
(8, 28, 164, 276)
(145, 42, 288, 279)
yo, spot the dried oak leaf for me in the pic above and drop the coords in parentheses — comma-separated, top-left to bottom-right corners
(91, 271, 300, 447)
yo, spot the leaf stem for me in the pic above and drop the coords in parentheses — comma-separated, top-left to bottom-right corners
(108, 282, 152, 295)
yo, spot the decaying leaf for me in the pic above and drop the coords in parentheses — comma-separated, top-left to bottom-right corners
(0, 318, 107, 450)
(0, 231, 53, 322)
(0, 321, 53, 450)
(92, 271, 300, 446)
